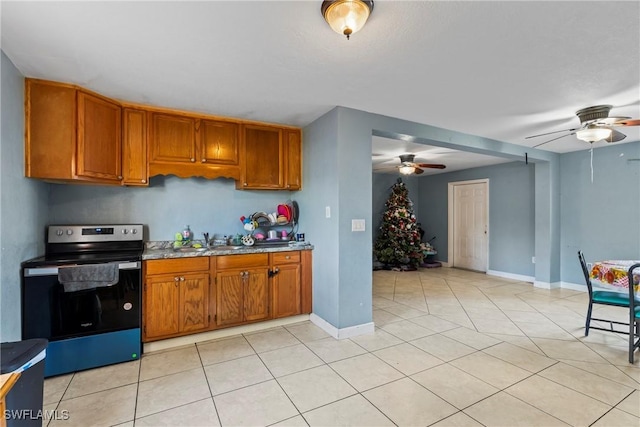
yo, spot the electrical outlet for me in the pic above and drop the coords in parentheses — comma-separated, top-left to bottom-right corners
(352, 219, 365, 232)
(325, 206, 331, 218)
(532, 256, 536, 264)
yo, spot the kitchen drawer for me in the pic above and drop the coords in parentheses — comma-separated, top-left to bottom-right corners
(215, 253, 268, 270)
(145, 257, 209, 275)
(271, 251, 300, 265)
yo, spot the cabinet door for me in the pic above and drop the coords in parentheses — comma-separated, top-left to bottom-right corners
(284, 129, 302, 191)
(150, 113, 196, 163)
(122, 109, 148, 186)
(77, 91, 122, 182)
(245, 268, 270, 322)
(239, 125, 283, 189)
(272, 263, 301, 319)
(216, 270, 245, 326)
(144, 275, 180, 339)
(199, 120, 240, 165)
(179, 273, 209, 332)
(25, 79, 76, 179)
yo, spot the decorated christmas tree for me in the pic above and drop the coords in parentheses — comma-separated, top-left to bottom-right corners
(374, 178, 425, 269)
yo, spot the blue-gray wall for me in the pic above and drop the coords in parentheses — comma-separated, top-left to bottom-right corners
(560, 142, 640, 284)
(1, 51, 49, 342)
(416, 162, 536, 277)
(297, 109, 341, 327)
(48, 176, 296, 241)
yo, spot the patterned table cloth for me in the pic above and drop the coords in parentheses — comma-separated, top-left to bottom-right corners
(590, 260, 640, 292)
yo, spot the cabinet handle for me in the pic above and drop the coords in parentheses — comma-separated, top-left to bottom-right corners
(180, 276, 185, 281)
(285, 255, 290, 259)
(191, 158, 195, 162)
(174, 277, 180, 282)
(118, 176, 123, 180)
(243, 182, 248, 187)
(287, 184, 290, 188)
(142, 179, 146, 183)
(201, 159, 206, 163)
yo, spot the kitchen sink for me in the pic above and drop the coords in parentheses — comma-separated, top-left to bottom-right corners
(172, 247, 208, 252)
(209, 245, 244, 251)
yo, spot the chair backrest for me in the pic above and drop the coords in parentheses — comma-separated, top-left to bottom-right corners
(578, 251, 593, 296)
(629, 263, 640, 312)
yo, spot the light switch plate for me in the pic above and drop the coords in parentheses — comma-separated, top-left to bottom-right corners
(352, 219, 365, 232)
(325, 206, 331, 218)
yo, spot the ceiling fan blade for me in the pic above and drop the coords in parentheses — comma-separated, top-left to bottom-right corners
(416, 163, 446, 169)
(525, 127, 580, 139)
(612, 118, 640, 127)
(414, 167, 424, 175)
(532, 131, 576, 148)
(606, 129, 626, 143)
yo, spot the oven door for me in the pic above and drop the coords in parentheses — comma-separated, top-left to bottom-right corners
(22, 261, 141, 341)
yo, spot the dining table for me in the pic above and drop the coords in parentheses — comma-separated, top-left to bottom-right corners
(590, 260, 640, 292)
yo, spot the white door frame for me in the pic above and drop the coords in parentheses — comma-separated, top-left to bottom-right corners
(447, 178, 489, 271)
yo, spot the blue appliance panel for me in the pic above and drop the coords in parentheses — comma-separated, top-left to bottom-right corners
(44, 328, 141, 377)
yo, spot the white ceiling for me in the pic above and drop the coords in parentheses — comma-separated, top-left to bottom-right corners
(2, 1, 639, 174)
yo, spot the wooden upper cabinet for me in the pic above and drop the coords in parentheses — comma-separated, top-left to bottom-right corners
(284, 129, 302, 190)
(238, 124, 284, 189)
(77, 92, 122, 182)
(25, 79, 122, 184)
(25, 78, 301, 189)
(122, 109, 148, 186)
(199, 119, 240, 165)
(149, 113, 197, 164)
(148, 113, 241, 180)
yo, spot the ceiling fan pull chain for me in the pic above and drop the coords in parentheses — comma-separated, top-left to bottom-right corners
(590, 147, 594, 183)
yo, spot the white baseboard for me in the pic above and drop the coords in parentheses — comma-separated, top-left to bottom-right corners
(144, 314, 310, 353)
(309, 313, 375, 340)
(486, 270, 534, 283)
(533, 280, 562, 289)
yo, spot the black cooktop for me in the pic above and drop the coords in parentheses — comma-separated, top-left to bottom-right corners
(22, 250, 143, 268)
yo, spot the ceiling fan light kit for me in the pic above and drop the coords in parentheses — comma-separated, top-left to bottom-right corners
(399, 165, 415, 175)
(576, 125, 612, 143)
(321, 0, 373, 40)
(383, 153, 446, 175)
(526, 104, 640, 148)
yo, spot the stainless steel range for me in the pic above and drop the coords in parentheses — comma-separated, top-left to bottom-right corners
(21, 224, 144, 377)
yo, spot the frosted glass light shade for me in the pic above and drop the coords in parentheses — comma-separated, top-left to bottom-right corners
(399, 165, 414, 175)
(576, 126, 612, 142)
(322, 0, 373, 39)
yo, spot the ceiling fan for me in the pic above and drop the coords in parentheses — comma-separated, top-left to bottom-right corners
(393, 154, 446, 175)
(526, 105, 640, 148)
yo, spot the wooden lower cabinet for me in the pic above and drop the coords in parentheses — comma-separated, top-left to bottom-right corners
(143, 258, 210, 341)
(214, 254, 270, 327)
(144, 251, 312, 342)
(271, 252, 301, 318)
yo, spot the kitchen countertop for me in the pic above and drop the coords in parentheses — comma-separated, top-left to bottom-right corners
(142, 241, 313, 260)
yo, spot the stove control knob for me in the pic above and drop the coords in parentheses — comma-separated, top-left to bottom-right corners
(56, 229, 64, 236)
(131, 229, 138, 234)
(122, 229, 129, 234)
(66, 229, 73, 236)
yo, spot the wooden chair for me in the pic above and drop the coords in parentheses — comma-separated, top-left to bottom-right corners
(578, 251, 639, 336)
(627, 263, 640, 363)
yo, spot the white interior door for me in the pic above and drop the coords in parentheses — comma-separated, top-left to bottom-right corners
(451, 181, 488, 271)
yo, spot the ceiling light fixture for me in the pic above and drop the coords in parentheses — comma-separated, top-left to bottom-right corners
(576, 125, 612, 143)
(399, 165, 414, 175)
(321, 0, 374, 40)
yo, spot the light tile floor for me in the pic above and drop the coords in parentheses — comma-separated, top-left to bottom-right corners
(43, 268, 640, 426)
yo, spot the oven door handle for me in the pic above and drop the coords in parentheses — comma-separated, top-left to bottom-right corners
(24, 261, 141, 277)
